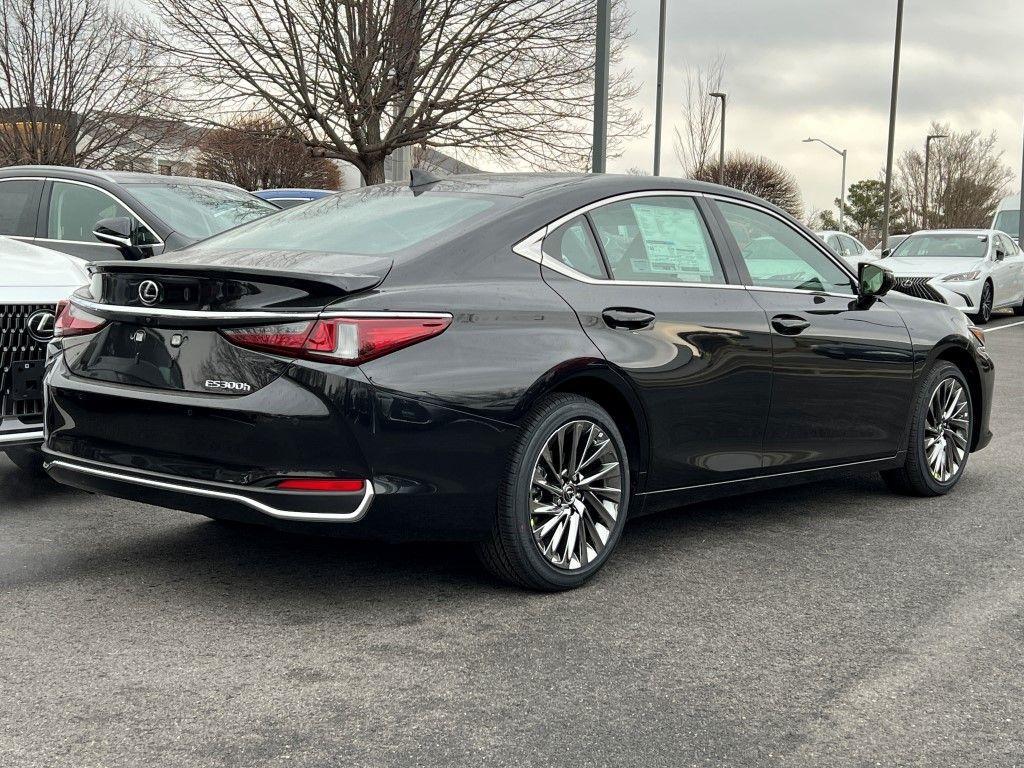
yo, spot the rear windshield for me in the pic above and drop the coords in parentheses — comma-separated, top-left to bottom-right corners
(892, 234, 989, 258)
(185, 186, 501, 256)
(125, 182, 279, 239)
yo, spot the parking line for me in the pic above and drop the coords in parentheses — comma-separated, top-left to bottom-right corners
(985, 320, 1024, 332)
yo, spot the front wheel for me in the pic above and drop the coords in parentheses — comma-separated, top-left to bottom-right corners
(476, 394, 630, 590)
(972, 282, 993, 324)
(882, 361, 973, 496)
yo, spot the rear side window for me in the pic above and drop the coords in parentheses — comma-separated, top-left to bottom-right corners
(47, 181, 157, 245)
(841, 235, 863, 256)
(588, 196, 725, 284)
(0, 179, 43, 236)
(542, 216, 606, 279)
(189, 187, 501, 257)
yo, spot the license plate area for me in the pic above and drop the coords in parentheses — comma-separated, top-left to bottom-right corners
(10, 360, 44, 402)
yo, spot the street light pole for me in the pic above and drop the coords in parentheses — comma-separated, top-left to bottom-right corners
(923, 133, 947, 230)
(803, 137, 848, 229)
(652, 0, 668, 175)
(881, 0, 905, 248)
(592, 0, 611, 173)
(1019, 109, 1024, 248)
(709, 92, 727, 184)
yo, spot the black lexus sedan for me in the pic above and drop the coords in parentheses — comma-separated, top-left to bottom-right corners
(42, 173, 994, 590)
(0, 166, 279, 261)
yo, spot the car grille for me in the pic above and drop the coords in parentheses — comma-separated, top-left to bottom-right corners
(1, 303, 52, 419)
(892, 277, 946, 304)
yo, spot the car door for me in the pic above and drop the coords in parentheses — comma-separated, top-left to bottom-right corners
(534, 193, 773, 492)
(40, 180, 161, 261)
(710, 198, 915, 471)
(993, 234, 1023, 306)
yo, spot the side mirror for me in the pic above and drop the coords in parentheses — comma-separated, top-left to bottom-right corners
(996, 248, 1006, 261)
(93, 217, 133, 248)
(880, 248, 891, 258)
(859, 262, 895, 298)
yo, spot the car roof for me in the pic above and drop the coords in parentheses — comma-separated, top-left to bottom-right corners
(909, 229, 995, 236)
(0, 164, 248, 191)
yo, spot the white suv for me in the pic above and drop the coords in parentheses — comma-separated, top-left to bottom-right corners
(0, 236, 86, 471)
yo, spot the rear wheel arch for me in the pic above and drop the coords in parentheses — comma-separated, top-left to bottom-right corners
(523, 367, 649, 490)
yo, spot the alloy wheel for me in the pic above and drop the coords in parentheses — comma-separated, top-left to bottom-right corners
(529, 420, 622, 570)
(980, 284, 993, 322)
(924, 377, 971, 483)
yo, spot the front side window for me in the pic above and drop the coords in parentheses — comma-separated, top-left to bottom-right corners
(588, 196, 725, 284)
(826, 234, 842, 252)
(0, 179, 43, 237)
(542, 216, 606, 279)
(46, 181, 156, 245)
(718, 201, 854, 293)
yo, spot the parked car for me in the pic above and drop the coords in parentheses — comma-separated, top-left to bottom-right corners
(42, 174, 993, 590)
(0, 166, 280, 262)
(992, 195, 1021, 242)
(816, 230, 873, 270)
(881, 229, 1024, 323)
(253, 188, 336, 208)
(870, 233, 909, 259)
(0, 236, 86, 472)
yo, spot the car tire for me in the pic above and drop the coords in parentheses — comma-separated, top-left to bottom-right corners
(5, 447, 47, 476)
(1013, 293, 1024, 316)
(476, 394, 631, 591)
(972, 282, 993, 324)
(881, 361, 973, 497)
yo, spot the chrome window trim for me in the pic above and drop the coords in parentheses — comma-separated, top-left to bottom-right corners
(512, 189, 745, 290)
(45, 458, 374, 523)
(1, 175, 163, 247)
(707, 193, 859, 285)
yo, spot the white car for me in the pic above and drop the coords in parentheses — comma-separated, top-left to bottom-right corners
(816, 230, 873, 271)
(880, 229, 1024, 324)
(0, 236, 87, 472)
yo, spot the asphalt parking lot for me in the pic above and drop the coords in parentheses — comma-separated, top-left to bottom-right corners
(2, 317, 1023, 767)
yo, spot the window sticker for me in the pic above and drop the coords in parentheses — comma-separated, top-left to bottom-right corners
(631, 204, 713, 278)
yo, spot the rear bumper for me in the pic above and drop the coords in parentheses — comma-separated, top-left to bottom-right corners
(44, 453, 373, 522)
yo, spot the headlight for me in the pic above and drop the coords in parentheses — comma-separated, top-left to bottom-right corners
(943, 271, 981, 282)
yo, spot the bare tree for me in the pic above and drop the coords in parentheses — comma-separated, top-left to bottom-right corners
(0, 0, 188, 168)
(694, 152, 803, 217)
(196, 115, 341, 190)
(896, 122, 1012, 230)
(148, 0, 643, 185)
(673, 54, 726, 177)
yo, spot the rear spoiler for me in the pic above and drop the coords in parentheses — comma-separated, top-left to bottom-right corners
(87, 259, 391, 297)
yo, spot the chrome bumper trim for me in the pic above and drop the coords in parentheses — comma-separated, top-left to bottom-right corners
(0, 429, 44, 446)
(44, 459, 373, 523)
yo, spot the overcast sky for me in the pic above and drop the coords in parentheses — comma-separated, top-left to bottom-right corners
(596, 0, 1024, 217)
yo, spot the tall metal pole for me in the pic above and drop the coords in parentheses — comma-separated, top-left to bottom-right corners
(840, 149, 847, 230)
(652, 0, 668, 175)
(592, 0, 611, 173)
(1018, 110, 1024, 248)
(710, 92, 727, 184)
(923, 133, 947, 230)
(803, 137, 847, 228)
(881, 0, 905, 248)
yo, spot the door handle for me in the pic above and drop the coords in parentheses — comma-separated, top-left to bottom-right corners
(602, 308, 656, 330)
(771, 314, 810, 335)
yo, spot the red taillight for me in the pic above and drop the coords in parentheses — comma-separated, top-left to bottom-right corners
(222, 313, 452, 365)
(276, 478, 365, 492)
(54, 300, 107, 338)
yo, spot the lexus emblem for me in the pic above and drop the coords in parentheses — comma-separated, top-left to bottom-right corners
(27, 309, 56, 343)
(138, 279, 161, 306)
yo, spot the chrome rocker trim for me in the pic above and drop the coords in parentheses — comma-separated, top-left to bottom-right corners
(45, 458, 374, 523)
(0, 429, 45, 447)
